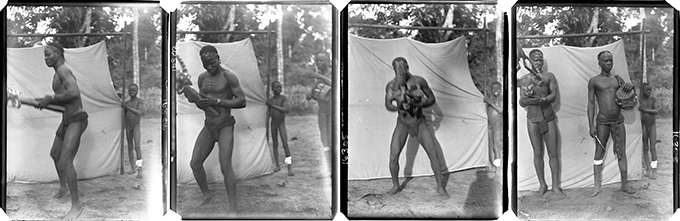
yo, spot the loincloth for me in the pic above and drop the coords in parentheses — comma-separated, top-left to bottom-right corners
(596, 114, 625, 159)
(205, 115, 236, 142)
(56, 111, 89, 140)
(526, 104, 555, 134)
(398, 116, 426, 137)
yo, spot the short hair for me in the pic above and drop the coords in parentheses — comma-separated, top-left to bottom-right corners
(642, 82, 650, 88)
(491, 81, 502, 87)
(528, 49, 543, 58)
(271, 81, 282, 87)
(128, 83, 139, 89)
(597, 50, 612, 60)
(199, 45, 219, 61)
(46, 42, 65, 59)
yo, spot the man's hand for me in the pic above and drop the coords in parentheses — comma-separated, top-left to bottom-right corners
(622, 82, 634, 92)
(197, 97, 218, 107)
(589, 126, 597, 138)
(35, 95, 54, 109)
(266, 99, 272, 106)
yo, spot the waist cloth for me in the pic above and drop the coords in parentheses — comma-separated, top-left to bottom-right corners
(398, 115, 426, 137)
(526, 103, 555, 134)
(596, 114, 625, 159)
(56, 111, 89, 140)
(205, 115, 236, 142)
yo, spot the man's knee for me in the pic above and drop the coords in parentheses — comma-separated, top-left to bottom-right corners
(532, 148, 544, 158)
(220, 163, 234, 175)
(190, 160, 204, 172)
(56, 159, 74, 170)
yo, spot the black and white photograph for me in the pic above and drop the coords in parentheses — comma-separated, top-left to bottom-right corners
(514, 4, 675, 220)
(346, 2, 503, 219)
(4, 3, 164, 220)
(172, 2, 334, 219)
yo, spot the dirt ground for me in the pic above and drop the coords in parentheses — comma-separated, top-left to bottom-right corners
(517, 119, 673, 220)
(6, 117, 163, 220)
(176, 115, 333, 219)
(347, 166, 502, 218)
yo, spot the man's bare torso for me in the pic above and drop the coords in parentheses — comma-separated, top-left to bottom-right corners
(200, 68, 234, 119)
(590, 74, 621, 120)
(53, 65, 84, 119)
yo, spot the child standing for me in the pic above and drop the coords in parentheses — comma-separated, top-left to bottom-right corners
(122, 84, 144, 178)
(639, 83, 658, 179)
(485, 81, 503, 172)
(268, 81, 294, 176)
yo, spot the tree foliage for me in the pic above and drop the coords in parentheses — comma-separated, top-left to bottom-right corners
(348, 4, 498, 93)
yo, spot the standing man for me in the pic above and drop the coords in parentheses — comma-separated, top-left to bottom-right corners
(384, 57, 448, 198)
(307, 53, 333, 177)
(185, 45, 246, 213)
(518, 49, 565, 197)
(37, 42, 87, 220)
(587, 50, 636, 196)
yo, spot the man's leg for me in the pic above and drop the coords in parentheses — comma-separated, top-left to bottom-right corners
(387, 123, 409, 195)
(190, 127, 217, 206)
(133, 123, 143, 178)
(650, 123, 658, 179)
(217, 126, 238, 213)
(591, 124, 610, 197)
(493, 120, 503, 171)
(127, 126, 136, 174)
(60, 120, 87, 221)
(50, 134, 68, 198)
(527, 121, 548, 195)
(318, 114, 332, 176)
(271, 120, 281, 172)
(279, 123, 294, 176)
(544, 121, 565, 197)
(614, 123, 635, 194)
(641, 123, 650, 177)
(487, 123, 495, 167)
(416, 123, 449, 198)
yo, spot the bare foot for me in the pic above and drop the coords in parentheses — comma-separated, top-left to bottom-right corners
(537, 185, 548, 196)
(386, 186, 401, 195)
(53, 189, 69, 198)
(197, 195, 214, 207)
(619, 185, 636, 194)
(552, 188, 566, 198)
(643, 169, 651, 177)
(287, 171, 295, 176)
(63, 203, 83, 221)
(650, 169, 657, 180)
(437, 188, 450, 199)
(590, 186, 602, 197)
(274, 167, 281, 172)
(136, 168, 143, 178)
(127, 168, 136, 175)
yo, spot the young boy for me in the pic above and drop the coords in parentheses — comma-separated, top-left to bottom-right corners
(639, 83, 658, 179)
(268, 81, 294, 176)
(485, 81, 503, 172)
(122, 83, 144, 178)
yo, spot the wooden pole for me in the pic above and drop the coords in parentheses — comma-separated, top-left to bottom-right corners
(641, 8, 647, 84)
(518, 30, 650, 39)
(120, 26, 128, 175)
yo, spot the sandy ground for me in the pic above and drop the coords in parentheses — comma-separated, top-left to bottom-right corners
(347, 166, 502, 219)
(6, 117, 163, 220)
(176, 115, 333, 219)
(517, 119, 673, 220)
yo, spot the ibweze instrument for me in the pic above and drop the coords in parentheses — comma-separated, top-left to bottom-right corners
(7, 88, 65, 113)
(614, 75, 637, 110)
(175, 55, 220, 116)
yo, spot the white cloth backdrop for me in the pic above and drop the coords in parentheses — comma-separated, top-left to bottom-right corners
(175, 39, 273, 184)
(7, 41, 122, 183)
(348, 35, 488, 180)
(516, 40, 642, 191)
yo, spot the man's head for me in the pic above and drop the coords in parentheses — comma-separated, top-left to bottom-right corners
(128, 83, 139, 97)
(641, 82, 652, 98)
(491, 81, 502, 97)
(44, 42, 65, 67)
(200, 45, 221, 75)
(315, 53, 330, 72)
(272, 81, 282, 95)
(392, 57, 410, 80)
(597, 50, 613, 73)
(529, 49, 544, 71)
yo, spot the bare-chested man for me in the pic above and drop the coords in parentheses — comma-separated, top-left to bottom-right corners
(36, 42, 87, 220)
(185, 45, 246, 213)
(588, 50, 636, 196)
(307, 53, 333, 177)
(384, 57, 448, 198)
(518, 49, 565, 197)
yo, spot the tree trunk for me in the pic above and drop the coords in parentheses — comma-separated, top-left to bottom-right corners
(441, 5, 454, 42)
(586, 8, 599, 47)
(225, 5, 236, 41)
(133, 7, 140, 86)
(77, 7, 93, 47)
(641, 7, 646, 83)
(495, 8, 503, 84)
(277, 5, 284, 89)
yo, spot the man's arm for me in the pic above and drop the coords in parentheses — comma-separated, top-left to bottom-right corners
(542, 72, 559, 104)
(123, 99, 144, 116)
(220, 71, 247, 109)
(418, 77, 436, 108)
(48, 68, 81, 104)
(311, 70, 332, 85)
(485, 97, 502, 114)
(587, 78, 597, 138)
(384, 82, 398, 112)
